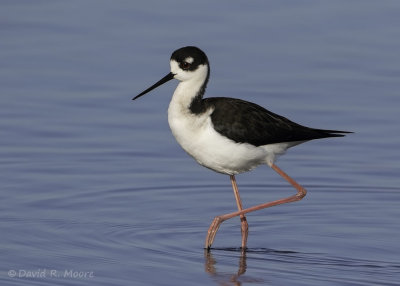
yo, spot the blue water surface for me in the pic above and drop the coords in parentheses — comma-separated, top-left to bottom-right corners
(1, 1, 399, 285)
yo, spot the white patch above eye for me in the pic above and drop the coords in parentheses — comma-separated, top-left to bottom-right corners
(184, 57, 194, 64)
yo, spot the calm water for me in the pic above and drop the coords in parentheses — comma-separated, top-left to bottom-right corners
(1, 1, 399, 285)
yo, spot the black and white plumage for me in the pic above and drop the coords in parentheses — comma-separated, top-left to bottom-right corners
(133, 46, 351, 249)
(195, 97, 348, 146)
(134, 46, 349, 174)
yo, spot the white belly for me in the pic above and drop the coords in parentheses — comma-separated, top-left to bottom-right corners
(167, 102, 293, 175)
(167, 82, 298, 175)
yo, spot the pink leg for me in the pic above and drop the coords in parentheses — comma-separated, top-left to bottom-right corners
(230, 175, 249, 249)
(205, 163, 307, 249)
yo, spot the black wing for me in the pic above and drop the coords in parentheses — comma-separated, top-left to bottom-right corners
(204, 97, 351, 146)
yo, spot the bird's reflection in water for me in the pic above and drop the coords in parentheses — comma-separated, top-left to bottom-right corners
(204, 249, 264, 285)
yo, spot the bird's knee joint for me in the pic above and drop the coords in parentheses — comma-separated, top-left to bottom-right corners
(296, 188, 307, 200)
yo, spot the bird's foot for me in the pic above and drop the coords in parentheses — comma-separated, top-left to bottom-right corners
(205, 216, 225, 249)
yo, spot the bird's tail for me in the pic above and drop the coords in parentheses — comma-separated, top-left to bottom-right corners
(314, 129, 353, 138)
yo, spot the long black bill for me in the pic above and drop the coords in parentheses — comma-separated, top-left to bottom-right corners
(133, 72, 175, 100)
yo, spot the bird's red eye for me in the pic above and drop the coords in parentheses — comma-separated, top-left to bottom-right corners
(181, 61, 190, 70)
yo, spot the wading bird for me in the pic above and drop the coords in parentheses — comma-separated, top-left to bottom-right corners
(133, 46, 351, 249)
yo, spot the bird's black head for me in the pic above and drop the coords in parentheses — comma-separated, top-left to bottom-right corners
(133, 46, 210, 100)
(170, 46, 209, 72)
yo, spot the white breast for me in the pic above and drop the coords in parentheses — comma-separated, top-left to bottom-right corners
(168, 82, 284, 174)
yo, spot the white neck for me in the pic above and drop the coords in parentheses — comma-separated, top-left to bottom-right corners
(170, 79, 203, 111)
(168, 61, 209, 111)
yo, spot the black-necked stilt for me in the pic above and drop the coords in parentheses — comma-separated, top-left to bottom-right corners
(133, 46, 351, 249)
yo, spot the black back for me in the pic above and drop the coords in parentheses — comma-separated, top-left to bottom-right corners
(170, 46, 351, 146)
(202, 97, 350, 146)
